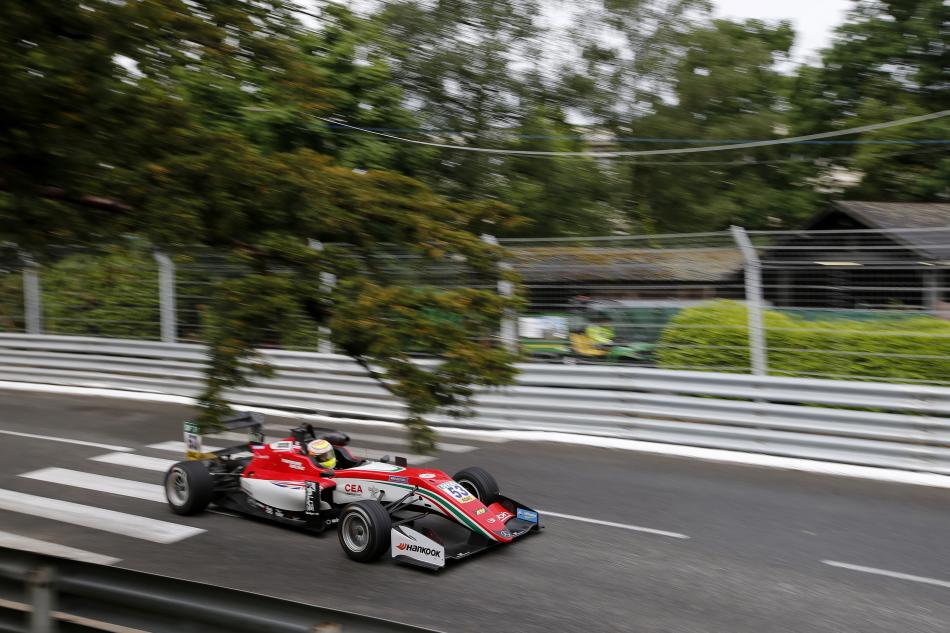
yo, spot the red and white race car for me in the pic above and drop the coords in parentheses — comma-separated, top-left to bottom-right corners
(163, 413, 541, 569)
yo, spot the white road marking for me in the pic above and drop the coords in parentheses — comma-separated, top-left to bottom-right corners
(353, 447, 436, 465)
(15, 381, 950, 490)
(147, 440, 224, 453)
(430, 428, 510, 443)
(0, 530, 120, 565)
(823, 560, 950, 589)
(20, 468, 164, 503)
(539, 510, 690, 539)
(0, 429, 132, 452)
(91, 453, 177, 472)
(0, 489, 204, 544)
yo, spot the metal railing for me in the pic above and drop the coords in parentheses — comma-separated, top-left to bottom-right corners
(1, 333, 949, 474)
(3, 226, 948, 385)
(0, 545, 437, 633)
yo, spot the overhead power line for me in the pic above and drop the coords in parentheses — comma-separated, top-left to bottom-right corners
(317, 110, 950, 158)
(325, 125, 950, 145)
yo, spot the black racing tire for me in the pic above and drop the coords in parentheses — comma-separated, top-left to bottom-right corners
(452, 466, 500, 505)
(338, 500, 392, 563)
(164, 461, 215, 516)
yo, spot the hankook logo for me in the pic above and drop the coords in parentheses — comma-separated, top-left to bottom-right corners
(397, 543, 442, 557)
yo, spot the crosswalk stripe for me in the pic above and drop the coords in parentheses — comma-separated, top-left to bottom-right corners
(90, 453, 177, 472)
(352, 447, 436, 465)
(0, 429, 133, 452)
(345, 432, 476, 453)
(0, 488, 204, 544)
(0, 530, 120, 565)
(20, 468, 164, 503)
(147, 440, 224, 453)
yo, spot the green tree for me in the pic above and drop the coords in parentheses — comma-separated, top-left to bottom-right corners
(791, 0, 950, 201)
(346, 0, 693, 236)
(500, 108, 622, 236)
(627, 19, 821, 232)
(0, 0, 520, 449)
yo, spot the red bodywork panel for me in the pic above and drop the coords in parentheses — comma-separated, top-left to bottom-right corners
(241, 438, 513, 542)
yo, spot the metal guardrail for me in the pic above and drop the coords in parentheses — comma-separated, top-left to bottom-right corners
(0, 545, 438, 633)
(1, 333, 950, 474)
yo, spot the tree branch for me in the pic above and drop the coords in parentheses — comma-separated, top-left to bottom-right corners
(35, 186, 133, 213)
(0, 178, 133, 213)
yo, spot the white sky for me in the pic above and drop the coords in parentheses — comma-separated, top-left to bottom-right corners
(714, 0, 853, 64)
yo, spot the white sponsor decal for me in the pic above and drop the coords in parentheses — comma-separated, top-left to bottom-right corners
(281, 458, 304, 470)
(438, 481, 475, 504)
(419, 473, 436, 479)
(270, 441, 294, 452)
(343, 483, 364, 495)
(391, 526, 445, 568)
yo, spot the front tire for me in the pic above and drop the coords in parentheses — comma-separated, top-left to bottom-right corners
(164, 461, 215, 515)
(338, 500, 391, 562)
(453, 467, 500, 505)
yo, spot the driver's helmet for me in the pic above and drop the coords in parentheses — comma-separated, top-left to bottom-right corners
(307, 439, 337, 469)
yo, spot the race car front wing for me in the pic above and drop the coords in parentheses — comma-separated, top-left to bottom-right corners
(390, 495, 541, 570)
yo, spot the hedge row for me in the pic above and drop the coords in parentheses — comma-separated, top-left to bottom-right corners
(656, 300, 950, 384)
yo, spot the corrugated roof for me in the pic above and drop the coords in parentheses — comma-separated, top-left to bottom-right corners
(833, 201, 950, 229)
(508, 246, 743, 283)
(831, 201, 950, 257)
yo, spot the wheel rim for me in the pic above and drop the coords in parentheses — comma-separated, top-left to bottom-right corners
(341, 511, 370, 553)
(166, 468, 189, 506)
(457, 479, 480, 500)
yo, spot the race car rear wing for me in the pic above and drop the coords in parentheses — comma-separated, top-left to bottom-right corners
(183, 411, 265, 460)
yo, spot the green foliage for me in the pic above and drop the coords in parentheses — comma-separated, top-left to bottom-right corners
(0, 1, 521, 450)
(628, 19, 822, 232)
(3, 0, 944, 446)
(354, 0, 670, 234)
(0, 274, 23, 333)
(40, 245, 160, 339)
(790, 0, 950, 201)
(657, 300, 950, 383)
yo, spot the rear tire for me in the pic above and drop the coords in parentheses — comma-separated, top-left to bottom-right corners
(453, 467, 500, 505)
(338, 500, 391, 562)
(164, 461, 215, 515)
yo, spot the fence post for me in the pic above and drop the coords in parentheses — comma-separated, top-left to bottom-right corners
(924, 269, 940, 312)
(153, 252, 177, 343)
(730, 226, 768, 376)
(21, 252, 42, 335)
(482, 235, 518, 353)
(27, 565, 55, 633)
(308, 239, 335, 354)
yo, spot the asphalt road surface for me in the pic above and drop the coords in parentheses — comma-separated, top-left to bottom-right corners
(1, 389, 949, 633)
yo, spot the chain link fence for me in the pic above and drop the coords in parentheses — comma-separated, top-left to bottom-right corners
(1, 228, 948, 385)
